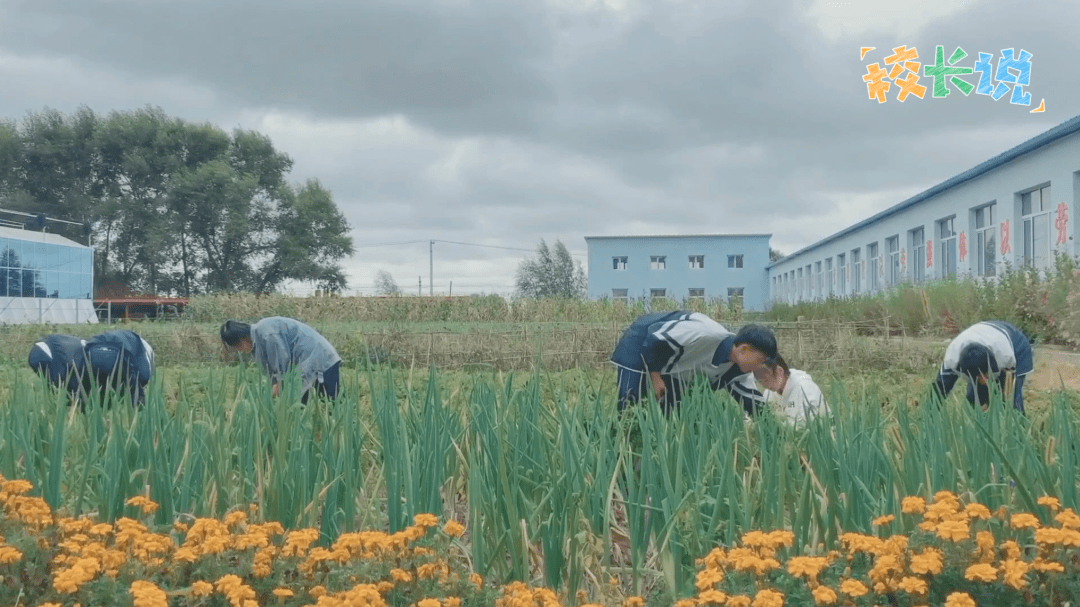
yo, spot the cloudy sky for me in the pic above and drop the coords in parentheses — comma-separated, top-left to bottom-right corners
(1, 0, 1077, 295)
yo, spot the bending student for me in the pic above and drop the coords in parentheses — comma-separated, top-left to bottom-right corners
(28, 334, 88, 401)
(933, 320, 1033, 413)
(83, 329, 155, 407)
(220, 317, 342, 404)
(610, 311, 778, 414)
(753, 354, 829, 428)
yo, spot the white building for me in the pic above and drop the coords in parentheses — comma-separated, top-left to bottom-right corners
(769, 113, 1080, 304)
(0, 225, 97, 324)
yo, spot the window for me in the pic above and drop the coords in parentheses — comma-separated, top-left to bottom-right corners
(867, 243, 880, 291)
(825, 258, 834, 296)
(911, 227, 926, 283)
(688, 287, 705, 300)
(938, 216, 957, 278)
(612, 288, 628, 301)
(837, 253, 846, 295)
(1022, 185, 1052, 270)
(727, 254, 743, 268)
(688, 255, 704, 269)
(815, 261, 823, 298)
(650, 288, 667, 299)
(727, 287, 744, 305)
(797, 268, 803, 300)
(850, 249, 861, 293)
(887, 236, 900, 285)
(975, 203, 996, 277)
(612, 256, 627, 270)
(650, 256, 666, 270)
(805, 265, 812, 299)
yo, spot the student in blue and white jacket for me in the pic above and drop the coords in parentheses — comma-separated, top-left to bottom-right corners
(610, 311, 778, 414)
(220, 317, 342, 404)
(28, 334, 89, 400)
(83, 329, 155, 407)
(933, 320, 1034, 413)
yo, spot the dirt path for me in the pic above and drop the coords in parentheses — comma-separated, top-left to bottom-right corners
(1032, 348, 1080, 392)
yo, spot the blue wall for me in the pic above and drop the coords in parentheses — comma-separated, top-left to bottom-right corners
(0, 236, 94, 299)
(586, 235, 771, 310)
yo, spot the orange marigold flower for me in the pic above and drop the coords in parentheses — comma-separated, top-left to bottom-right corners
(624, 596, 644, 607)
(727, 596, 752, 607)
(1000, 540, 1021, 559)
(909, 548, 944, 575)
(945, 592, 976, 607)
(1037, 496, 1061, 511)
(0, 546, 23, 564)
(935, 520, 969, 542)
(964, 503, 992, 520)
(901, 496, 926, 514)
(1032, 558, 1065, 573)
(1001, 558, 1029, 590)
(898, 577, 927, 594)
(130, 580, 168, 607)
(418, 599, 441, 607)
(125, 496, 160, 516)
(674, 601, 696, 607)
(443, 520, 465, 537)
(310, 585, 327, 598)
(695, 567, 725, 590)
(190, 581, 214, 597)
(787, 556, 829, 579)
(1011, 513, 1040, 529)
(697, 590, 727, 605)
(964, 563, 997, 582)
(751, 589, 784, 607)
(1054, 509, 1080, 529)
(390, 569, 412, 583)
(445, 599, 462, 607)
(811, 585, 837, 605)
(839, 579, 868, 597)
(470, 573, 483, 589)
(273, 588, 294, 598)
(871, 515, 895, 526)
(414, 513, 439, 527)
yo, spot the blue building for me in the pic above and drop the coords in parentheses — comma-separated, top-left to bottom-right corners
(769, 113, 1080, 304)
(0, 225, 97, 324)
(585, 234, 772, 310)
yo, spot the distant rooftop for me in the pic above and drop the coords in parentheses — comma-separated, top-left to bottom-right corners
(0, 224, 90, 248)
(771, 112, 1080, 267)
(586, 233, 771, 240)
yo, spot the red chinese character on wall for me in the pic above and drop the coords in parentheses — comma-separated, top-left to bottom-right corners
(901, 248, 907, 272)
(958, 232, 967, 262)
(1001, 220, 1011, 254)
(926, 239, 933, 267)
(1057, 202, 1070, 245)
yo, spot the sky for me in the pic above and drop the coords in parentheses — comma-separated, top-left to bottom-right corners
(1, 0, 1077, 296)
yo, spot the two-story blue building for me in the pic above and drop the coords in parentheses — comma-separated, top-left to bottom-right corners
(584, 234, 771, 310)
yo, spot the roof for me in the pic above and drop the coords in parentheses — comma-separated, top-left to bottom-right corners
(586, 233, 772, 240)
(0, 225, 90, 248)
(769, 112, 1080, 268)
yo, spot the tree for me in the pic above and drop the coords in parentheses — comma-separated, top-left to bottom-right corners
(515, 239, 587, 299)
(374, 270, 402, 296)
(770, 248, 784, 262)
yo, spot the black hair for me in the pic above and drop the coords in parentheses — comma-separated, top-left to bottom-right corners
(957, 344, 998, 378)
(220, 320, 252, 346)
(733, 323, 778, 359)
(761, 353, 791, 376)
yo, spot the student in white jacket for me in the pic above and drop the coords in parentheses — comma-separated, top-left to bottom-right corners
(753, 354, 829, 427)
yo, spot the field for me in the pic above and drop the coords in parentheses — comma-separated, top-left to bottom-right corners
(2, 297, 1080, 606)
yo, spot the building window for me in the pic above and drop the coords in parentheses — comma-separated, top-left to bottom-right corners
(815, 261, 823, 298)
(1022, 185, 1052, 270)
(650, 256, 666, 270)
(805, 264, 812, 299)
(688, 255, 704, 269)
(910, 227, 925, 283)
(851, 249, 861, 293)
(688, 287, 705, 300)
(825, 258, 834, 296)
(975, 203, 996, 277)
(938, 216, 957, 278)
(650, 288, 667, 299)
(837, 253, 846, 295)
(728, 287, 744, 304)
(727, 254, 743, 268)
(612, 288, 628, 301)
(612, 256, 627, 270)
(886, 236, 900, 286)
(796, 268, 803, 300)
(867, 243, 880, 291)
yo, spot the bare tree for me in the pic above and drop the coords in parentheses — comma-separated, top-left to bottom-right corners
(374, 269, 401, 296)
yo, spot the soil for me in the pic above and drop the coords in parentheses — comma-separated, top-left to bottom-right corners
(1031, 347, 1080, 393)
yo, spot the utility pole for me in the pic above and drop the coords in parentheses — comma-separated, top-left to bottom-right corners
(429, 240, 434, 296)
(418, 276, 421, 295)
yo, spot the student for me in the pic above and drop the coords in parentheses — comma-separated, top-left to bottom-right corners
(933, 320, 1033, 413)
(220, 317, 342, 404)
(28, 334, 88, 399)
(610, 311, 778, 414)
(753, 354, 829, 428)
(83, 329, 155, 407)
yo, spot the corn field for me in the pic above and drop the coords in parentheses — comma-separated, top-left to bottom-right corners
(2, 363, 1078, 600)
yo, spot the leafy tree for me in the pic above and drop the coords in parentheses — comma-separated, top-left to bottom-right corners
(374, 270, 402, 296)
(770, 248, 784, 262)
(515, 239, 586, 299)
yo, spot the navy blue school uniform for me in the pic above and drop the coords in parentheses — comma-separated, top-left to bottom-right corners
(28, 334, 88, 396)
(933, 320, 1034, 413)
(610, 311, 767, 414)
(83, 330, 155, 407)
